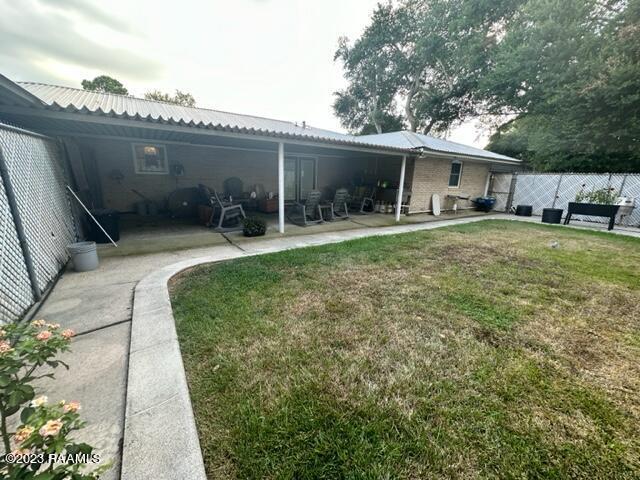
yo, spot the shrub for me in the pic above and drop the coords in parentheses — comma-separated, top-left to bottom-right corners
(242, 217, 267, 237)
(0, 320, 109, 479)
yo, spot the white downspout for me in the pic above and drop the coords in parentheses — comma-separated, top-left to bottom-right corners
(395, 155, 407, 222)
(278, 142, 285, 233)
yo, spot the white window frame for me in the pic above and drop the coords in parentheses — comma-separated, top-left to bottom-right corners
(448, 160, 463, 188)
(132, 143, 169, 175)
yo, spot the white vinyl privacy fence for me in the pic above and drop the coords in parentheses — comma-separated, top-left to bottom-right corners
(0, 122, 77, 323)
(489, 172, 640, 227)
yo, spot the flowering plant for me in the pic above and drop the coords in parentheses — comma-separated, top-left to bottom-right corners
(0, 319, 108, 478)
(575, 185, 618, 204)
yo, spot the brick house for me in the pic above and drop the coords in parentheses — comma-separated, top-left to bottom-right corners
(0, 75, 520, 234)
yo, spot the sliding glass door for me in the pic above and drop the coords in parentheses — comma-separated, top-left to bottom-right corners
(284, 156, 317, 202)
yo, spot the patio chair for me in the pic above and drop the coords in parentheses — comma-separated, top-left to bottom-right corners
(349, 186, 376, 214)
(320, 188, 350, 221)
(198, 184, 246, 232)
(286, 190, 323, 226)
(223, 177, 253, 208)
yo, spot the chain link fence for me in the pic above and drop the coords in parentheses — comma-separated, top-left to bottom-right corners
(489, 172, 640, 227)
(0, 122, 77, 323)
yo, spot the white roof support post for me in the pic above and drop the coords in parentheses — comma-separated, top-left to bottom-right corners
(278, 142, 285, 233)
(483, 171, 492, 197)
(395, 155, 407, 222)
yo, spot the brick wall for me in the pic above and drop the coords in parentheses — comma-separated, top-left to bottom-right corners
(75, 137, 376, 211)
(408, 156, 490, 213)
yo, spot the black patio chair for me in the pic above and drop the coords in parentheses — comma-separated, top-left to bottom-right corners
(349, 186, 376, 214)
(198, 184, 246, 232)
(320, 187, 350, 221)
(223, 177, 253, 208)
(286, 190, 323, 226)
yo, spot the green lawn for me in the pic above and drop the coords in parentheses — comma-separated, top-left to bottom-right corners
(171, 221, 640, 479)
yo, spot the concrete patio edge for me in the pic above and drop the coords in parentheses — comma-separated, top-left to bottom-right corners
(120, 213, 639, 479)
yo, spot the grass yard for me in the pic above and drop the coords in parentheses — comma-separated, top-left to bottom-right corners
(171, 220, 640, 479)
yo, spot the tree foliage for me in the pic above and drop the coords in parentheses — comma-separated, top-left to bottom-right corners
(485, 0, 640, 172)
(144, 90, 196, 107)
(337, 0, 640, 172)
(334, 0, 522, 135)
(81, 75, 128, 95)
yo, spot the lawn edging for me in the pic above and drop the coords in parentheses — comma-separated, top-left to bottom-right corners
(121, 250, 245, 480)
(121, 214, 636, 478)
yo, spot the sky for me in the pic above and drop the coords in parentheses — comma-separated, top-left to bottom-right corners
(0, 0, 489, 147)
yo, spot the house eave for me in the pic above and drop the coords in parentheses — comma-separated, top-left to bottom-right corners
(0, 75, 45, 108)
(417, 148, 521, 166)
(0, 104, 417, 157)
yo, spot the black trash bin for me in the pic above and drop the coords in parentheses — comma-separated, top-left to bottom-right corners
(541, 208, 563, 224)
(515, 205, 533, 216)
(89, 209, 120, 243)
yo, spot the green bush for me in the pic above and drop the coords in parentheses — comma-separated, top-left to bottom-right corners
(243, 217, 267, 237)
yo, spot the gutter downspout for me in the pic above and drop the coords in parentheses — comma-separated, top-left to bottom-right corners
(0, 146, 41, 301)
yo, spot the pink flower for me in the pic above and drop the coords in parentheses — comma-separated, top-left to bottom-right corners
(39, 419, 63, 437)
(31, 319, 46, 328)
(0, 340, 13, 355)
(61, 329, 75, 339)
(36, 331, 52, 341)
(13, 426, 34, 443)
(63, 401, 81, 413)
(46, 323, 60, 330)
(0, 329, 6, 338)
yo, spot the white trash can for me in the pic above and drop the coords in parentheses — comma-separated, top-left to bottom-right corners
(67, 241, 99, 272)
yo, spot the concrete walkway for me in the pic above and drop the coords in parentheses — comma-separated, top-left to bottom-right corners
(31, 213, 640, 478)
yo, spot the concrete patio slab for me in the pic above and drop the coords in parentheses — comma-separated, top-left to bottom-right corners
(97, 230, 229, 258)
(37, 281, 133, 334)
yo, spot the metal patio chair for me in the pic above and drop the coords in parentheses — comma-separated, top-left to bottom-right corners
(349, 186, 376, 214)
(286, 190, 323, 226)
(223, 176, 253, 207)
(320, 187, 350, 221)
(198, 184, 246, 232)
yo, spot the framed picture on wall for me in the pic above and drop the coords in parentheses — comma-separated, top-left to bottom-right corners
(132, 143, 169, 174)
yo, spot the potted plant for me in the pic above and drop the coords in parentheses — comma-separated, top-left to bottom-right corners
(565, 185, 620, 230)
(242, 217, 267, 237)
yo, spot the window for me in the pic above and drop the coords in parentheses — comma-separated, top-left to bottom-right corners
(132, 144, 168, 174)
(448, 161, 462, 188)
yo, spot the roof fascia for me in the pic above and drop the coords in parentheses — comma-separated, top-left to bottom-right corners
(418, 148, 521, 165)
(0, 75, 45, 107)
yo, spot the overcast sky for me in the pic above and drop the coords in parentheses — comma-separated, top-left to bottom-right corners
(0, 0, 488, 146)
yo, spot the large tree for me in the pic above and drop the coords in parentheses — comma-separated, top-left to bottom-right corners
(334, 0, 522, 135)
(144, 90, 196, 107)
(485, 0, 640, 172)
(81, 75, 128, 95)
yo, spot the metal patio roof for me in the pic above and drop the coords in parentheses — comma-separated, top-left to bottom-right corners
(2, 80, 519, 162)
(358, 130, 518, 163)
(15, 82, 411, 154)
